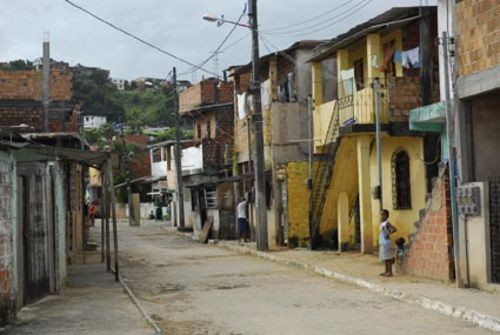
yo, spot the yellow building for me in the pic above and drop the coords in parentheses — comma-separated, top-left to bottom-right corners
(309, 7, 440, 252)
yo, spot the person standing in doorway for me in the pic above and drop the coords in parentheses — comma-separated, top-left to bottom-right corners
(237, 197, 248, 245)
(89, 201, 97, 227)
(379, 209, 397, 277)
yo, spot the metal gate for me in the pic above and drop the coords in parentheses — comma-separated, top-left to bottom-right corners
(489, 179, 500, 283)
(18, 166, 51, 305)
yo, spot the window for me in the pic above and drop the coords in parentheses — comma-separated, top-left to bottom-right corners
(166, 148, 172, 171)
(353, 58, 364, 91)
(382, 40, 397, 77)
(206, 121, 212, 139)
(152, 148, 162, 163)
(204, 186, 218, 209)
(392, 150, 411, 209)
(197, 124, 202, 140)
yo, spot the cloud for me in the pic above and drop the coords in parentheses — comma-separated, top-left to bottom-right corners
(1, 0, 433, 80)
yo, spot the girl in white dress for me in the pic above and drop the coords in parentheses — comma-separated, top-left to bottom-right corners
(379, 209, 397, 277)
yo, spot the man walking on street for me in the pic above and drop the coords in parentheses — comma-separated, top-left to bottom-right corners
(237, 197, 248, 245)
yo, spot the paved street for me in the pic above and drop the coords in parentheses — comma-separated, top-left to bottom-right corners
(117, 222, 493, 335)
(5, 262, 152, 335)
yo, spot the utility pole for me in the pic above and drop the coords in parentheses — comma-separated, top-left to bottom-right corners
(374, 78, 383, 210)
(119, 121, 136, 226)
(307, 96, 314, 246)
(442, 31, 462, 287)
(249, 0, 268, 251)
(42, 34, 50, 132)
(173, 67, 186, 230)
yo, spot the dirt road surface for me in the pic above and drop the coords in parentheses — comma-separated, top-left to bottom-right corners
(117, 222, 493, 335)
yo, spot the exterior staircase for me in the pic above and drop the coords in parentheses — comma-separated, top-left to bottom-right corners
(310, 100, 342, 249)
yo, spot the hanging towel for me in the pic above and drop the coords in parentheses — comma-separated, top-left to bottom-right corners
(261, 79, 271, 110)
(401, 47, 420, 68)
(407, 46, 420, 68)
(340, 68, 355, 95)
(237, 92, 248, 120)
(393, 51, 402, 63)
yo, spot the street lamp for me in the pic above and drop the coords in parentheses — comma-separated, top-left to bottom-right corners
(203, 2, 268, 251)
(202, 14, 252, 29)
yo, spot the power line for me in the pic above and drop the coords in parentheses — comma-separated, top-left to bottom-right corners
(262, 0, 374, 37)
(63, 0, 219, 77)
(180, 6, 247, 77)
(221, 32, 251, 53)
(263, 0, 354, 32)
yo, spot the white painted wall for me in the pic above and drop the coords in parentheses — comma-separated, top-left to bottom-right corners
(463, 182, 492, 288)
(83, 115, 107, 129)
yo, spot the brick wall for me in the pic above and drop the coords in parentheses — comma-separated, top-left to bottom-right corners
(457, 0, 500, 76)
(0, 69, 77, 131)
(234, 72, 252, 94)
(179, 79, 234, 113)
(388, 76, 440, 122)
(388, 15, 440, 122)
(0, 160, 14, 325)
(401, 170, 454, 281)
(0, 70, 73, 101)
(195, 105, 234, 172)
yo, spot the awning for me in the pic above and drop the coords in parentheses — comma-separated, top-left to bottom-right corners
(114, 175, 166, 188)
(409, 101, 446, 133)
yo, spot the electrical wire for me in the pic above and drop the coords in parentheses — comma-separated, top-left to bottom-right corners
(63, 0, 219, 78)
(263, 0, 354, 32)
(221, 32, 251, 53)
(263, 0, 374, 37)
(180, 5, 247, 77)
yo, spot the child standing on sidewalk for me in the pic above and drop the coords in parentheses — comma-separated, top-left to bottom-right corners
(379, 209, 397, 277)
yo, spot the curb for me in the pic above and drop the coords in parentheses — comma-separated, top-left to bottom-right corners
(216, 242, 500, 333)
(114, 269, 163, 335)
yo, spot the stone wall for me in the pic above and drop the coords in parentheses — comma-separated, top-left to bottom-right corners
(401, 169, 454, 281)
(457, 0, 500, 76)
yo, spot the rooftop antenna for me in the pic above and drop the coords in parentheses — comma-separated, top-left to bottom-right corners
(210, 50, 224, 79)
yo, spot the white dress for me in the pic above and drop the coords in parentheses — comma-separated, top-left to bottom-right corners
(379, 221, 393, 261)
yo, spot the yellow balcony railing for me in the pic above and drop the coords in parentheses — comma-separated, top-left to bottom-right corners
(338, 84, 388, 127)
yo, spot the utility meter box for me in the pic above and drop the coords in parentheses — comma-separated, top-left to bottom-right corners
(457, 186, 481, 216)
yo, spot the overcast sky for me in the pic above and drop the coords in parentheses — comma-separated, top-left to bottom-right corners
(1, 0, 434, 81)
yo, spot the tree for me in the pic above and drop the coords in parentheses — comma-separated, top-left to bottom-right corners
(0, 60, 34, 71)
(73, 67, 125, 122)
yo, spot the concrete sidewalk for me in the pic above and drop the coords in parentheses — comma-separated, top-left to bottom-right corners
(4, 262, 153, 335)
(210, 239, 500, 332)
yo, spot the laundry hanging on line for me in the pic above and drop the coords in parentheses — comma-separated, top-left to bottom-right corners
(400, 46, 420, 69)
(340, 68, 356, 95)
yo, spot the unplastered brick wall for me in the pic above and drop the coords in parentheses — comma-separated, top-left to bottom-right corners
(180, 79, 234, 113)
(0, 69, 73, 101)
(0, 69, 76, 131)
(457, 0, 500, 76)
(401, 170, 454, 281)
(388, 76, 440, 121)
(389, 15, 440, 122)
(0, 160, 14, 325)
